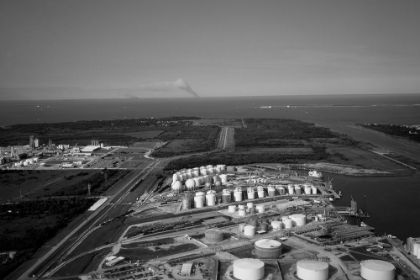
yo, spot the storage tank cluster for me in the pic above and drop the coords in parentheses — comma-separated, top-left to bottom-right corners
(254, 239, 282, 259)
(297, 260, 329, 280)
(360, 260, 395, 280)
(232, 259, 265, 280)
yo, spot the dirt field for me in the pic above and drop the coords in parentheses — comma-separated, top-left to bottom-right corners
(130, 141, 159, 148)
(327, 147, 405, 170)
(124, 130, 164, 138)
(0, 170, 99, 201)
(236, 147, 314, 154)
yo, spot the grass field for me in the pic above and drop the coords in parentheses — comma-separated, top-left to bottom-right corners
(124, 130, 164, 138)
(327, 147, 404, 170)
(119, 243, 198, 262)
(235, 147, 314, 154)
(130, 141, 159, 148)
(158, 139, 208, 153)
(190, 118, 243, 127)
(53, 248, 109, 277)
(0, 170, 99, 201)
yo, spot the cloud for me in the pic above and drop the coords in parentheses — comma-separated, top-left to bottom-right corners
(138, 78, 199, 97)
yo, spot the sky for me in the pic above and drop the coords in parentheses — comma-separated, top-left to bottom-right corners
(1, 0, 420, 99)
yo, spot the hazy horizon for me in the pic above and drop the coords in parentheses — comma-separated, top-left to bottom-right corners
(2, 1, 420, 100)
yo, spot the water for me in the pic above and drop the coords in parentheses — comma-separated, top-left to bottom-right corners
(1, 93, 420, 239)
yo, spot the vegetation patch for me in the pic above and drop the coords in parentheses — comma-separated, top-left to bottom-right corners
(124, 130, 164, 138)
(359, 123, 420, 143)
(119, 243, 198, 262)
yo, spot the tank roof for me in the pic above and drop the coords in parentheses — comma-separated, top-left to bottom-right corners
(255, 239, 282, 248)
(297, 260, 328, 270)
(233, 259, 264, 269)
(360, 260, 395, 271)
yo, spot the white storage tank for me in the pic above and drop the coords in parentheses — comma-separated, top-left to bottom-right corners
(271, 220, 282, 230)
(228, 205, 236, 213)
(283, 218, 293, 229)
(207, 167, 214, 174)
(311, 186, 318, 194)
(212, 174, 220, 183)
(194, 196, 204, 208)
(220, 174, 228, 184)
(256, 205, 265, 213)
(360, 260, 395, 280)
(217, 164, 226, 171)
(247, 187, 256, 199)
(238, 209, 246, 216)
(200, 169, 208, 176)
(185, 179, 195, 190)
(206, 194, 216, 206)
(297, 260, 329, 280)
(288, 185, 294, 195)
(247, 202, 254, 210)
(239, 223, 246, 232)
(257, 187, 265, 198)
(290, 214, 306, 227)
(243, 225, 256, 237)
(172, 173, 179, 184)
(234, 191, 243, 202)
(193, 177, 201, 186)
(233, 259, 264, 280)
(294, 185, 302, 195)
(171, 181, 182, 192)
(277, 186, 286, 195)
(238, 205, 246, 210)
(304, 185, 312, 195)
(205, 182, 212, 189)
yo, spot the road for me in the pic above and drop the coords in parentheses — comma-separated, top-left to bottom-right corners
(17, 160, 159, 280)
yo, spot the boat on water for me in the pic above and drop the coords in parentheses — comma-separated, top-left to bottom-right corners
(308, 170, 323, 179)
(360, 221, 368, 227)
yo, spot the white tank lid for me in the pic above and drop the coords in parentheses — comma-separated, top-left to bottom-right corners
(233, 258, 264, 270)
(361, 260, 395, 271)
(297, 260, 328, 270)
(255, 239, 282, 248)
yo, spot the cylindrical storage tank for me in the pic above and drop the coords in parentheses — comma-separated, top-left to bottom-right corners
(295, 185, 302, 195)
(182, 196, 192, 210)
(243, 225, 256, 237)
(278, 187, 285, 195)
(257, 189, 265, 198)
(207, 167, 214, 174)
(196, 191, 205, 197)
(284, 218, 293, 229)
(172, 173, 179, 184)
(256, 205, 265, 213)
(185, 179, 195, 190)
(238, 205, 246, 210)
(297, 260, 329, 280)
(212, 174, 220, 183)
(194, 196, 204, 208)
(360, 260, 395, 280)
(217, 164, 226, 171)
(281, 216, 289, 222)
(222, 193, 231, 204)
(205, 182, 212, 189)
(228, 205, 236, 213)
(220, 174, 228, 184)
(271, 221, 282, 230)
(238, 209, 246, 216)
(247, 202, 254, 209)
(267, 186, 276, 197)
(206, 194, 216, 206)
(413, 243, 420, 257)
(204, 175, 211, 183)
(205, 229, 223, 243)
(304, 185, 312, 195)
(171, 181, 182, 192)
(254, 239, 282, 259)
(290, 214, 306, 227)
(239, 223, 246, 232)
(311, 186, 318, 195)
(233, 259, 264, 280)
(234, 191, 243, 202)
(207, 190, 216, 195)
(200, 169, 208, 176)
(193, 169, 200, 177)
(193, 177, 201, 186)
(227, 166, 236, 172)
(288, 185, 294, 195)
(247, 188, 256, 200)
(214, 181, 222, 191)
(260, 223, 268, 232)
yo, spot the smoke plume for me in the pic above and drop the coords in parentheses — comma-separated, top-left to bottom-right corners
(174, 78, 199, 97)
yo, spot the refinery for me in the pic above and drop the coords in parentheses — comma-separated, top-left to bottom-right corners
(62, 163, 420, 280)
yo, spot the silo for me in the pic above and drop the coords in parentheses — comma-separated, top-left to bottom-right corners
(227, 166, 236, 172)
(171, 181, 182, 192)
(297, 260, 329, 280)
(271, 221, 282, 231)
(247, 202, 254, 210)
(360, 260, 395, 280)
(228, 205, 236, 212)
(206, 194, 216, 206)
(220, 174, 228, 184)
(268, 186, 276, 197)
(295, 185, 301, 195)
(194, 196, 204, 208)
(304, 185, 312, 195)
(172, 173, 179, 184)
(247, 187, 256, 199)
(288, 184, 294, 195)
(205, 229, 223, 243)
(244, 225, 256, 237)
(254, 239, 282, 259)
(290, 214, 306, 226)
(281, 216, 289, 222)
(284, 218, 293, 229)
(233, 259, 264, 280)
(256, 205, 265, 213)
(196, 191, 205, 197)
(311, 186, 317, 194)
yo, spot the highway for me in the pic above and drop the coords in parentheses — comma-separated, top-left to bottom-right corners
(17, 160, 159, 280)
